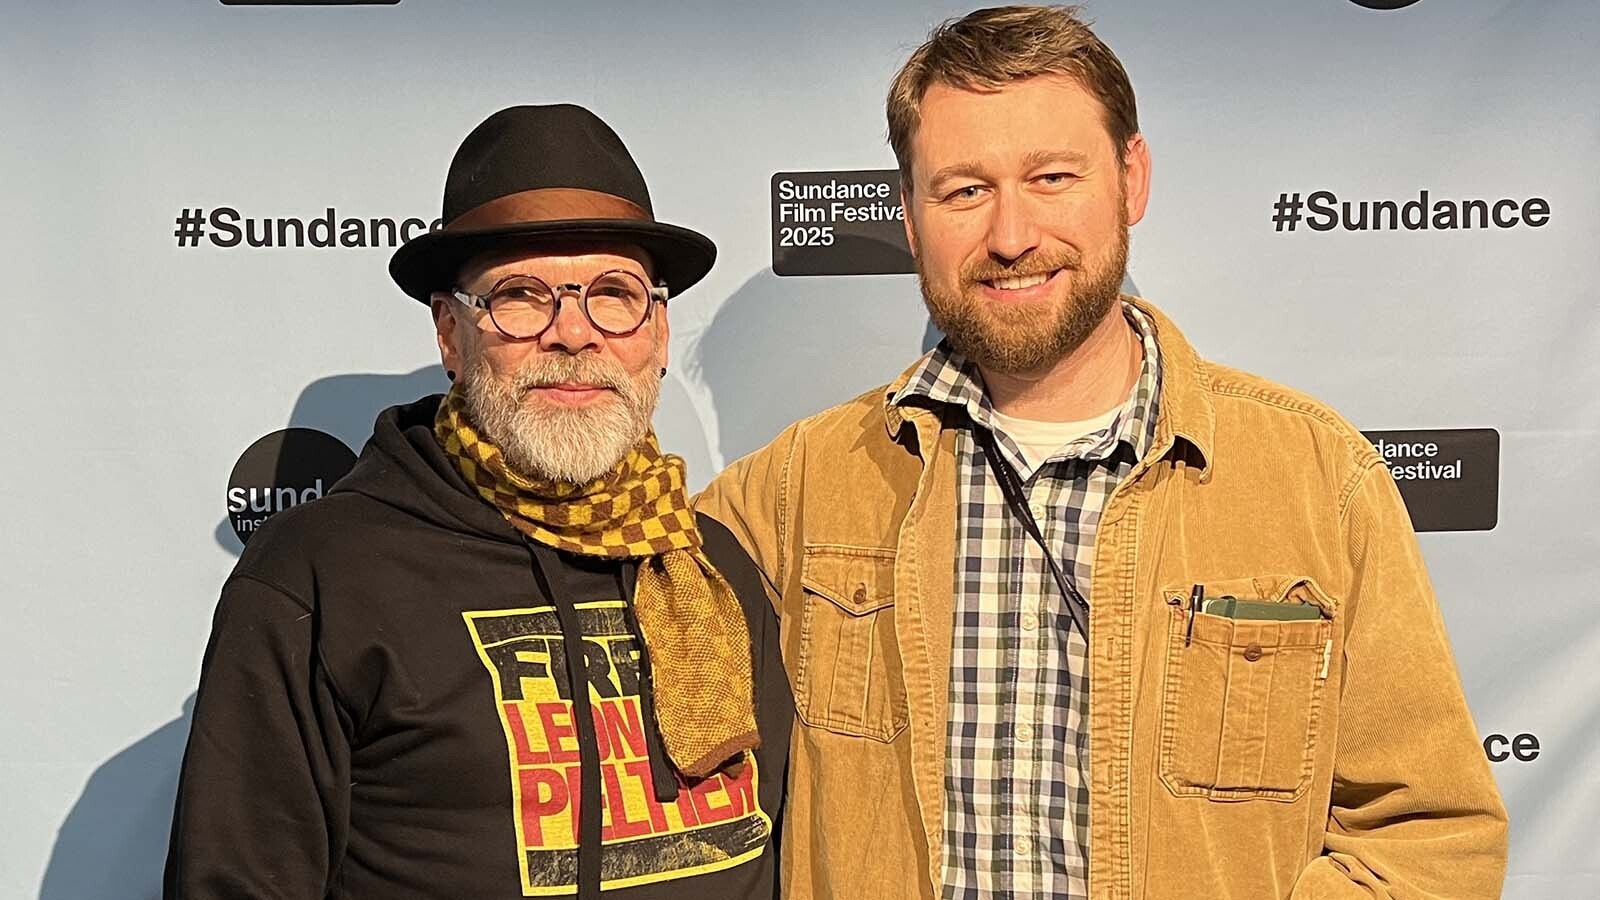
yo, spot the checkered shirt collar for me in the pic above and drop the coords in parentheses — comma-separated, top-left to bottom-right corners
(891, 303, 1162, 476)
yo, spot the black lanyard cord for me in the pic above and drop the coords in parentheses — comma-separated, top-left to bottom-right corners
(975, 426, 1092, 642)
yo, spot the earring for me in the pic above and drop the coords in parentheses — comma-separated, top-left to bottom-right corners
(447, 369, 457, 382)
(659, 366, 667, 377)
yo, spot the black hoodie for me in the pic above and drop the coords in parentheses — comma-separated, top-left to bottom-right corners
(165, 397, 792, 900)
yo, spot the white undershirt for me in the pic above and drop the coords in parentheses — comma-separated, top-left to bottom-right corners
(988, 405, 1121, 472)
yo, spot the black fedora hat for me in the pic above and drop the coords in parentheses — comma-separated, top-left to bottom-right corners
(389, 104, 716, 303)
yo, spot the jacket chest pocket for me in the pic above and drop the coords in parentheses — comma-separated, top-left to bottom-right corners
(1157, 577, 1337, 802)
(792, 545, 908, 742)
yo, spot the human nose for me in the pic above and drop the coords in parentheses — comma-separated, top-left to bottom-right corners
(537, 286, 602, 355)
(985, 187, 1042, 263)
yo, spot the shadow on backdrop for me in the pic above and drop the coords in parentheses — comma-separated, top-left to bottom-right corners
(216, 365, 451, 556)
(697, 266, 925, 465)
(38, 694, 195, 900)
(654, 371, 717, 492)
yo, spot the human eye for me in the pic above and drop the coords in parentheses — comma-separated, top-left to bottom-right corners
(489, 279, 553, 305)
(941, 184, 987, 204)
(589, 283, 632, 300)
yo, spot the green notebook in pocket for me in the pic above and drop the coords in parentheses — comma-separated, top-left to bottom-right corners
(1203, 596, 1324, 621)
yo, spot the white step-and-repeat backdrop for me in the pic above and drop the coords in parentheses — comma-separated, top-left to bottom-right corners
(3, 1, 1595, 897)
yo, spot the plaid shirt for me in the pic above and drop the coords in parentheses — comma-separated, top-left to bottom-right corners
(891, 304, 1162, 900)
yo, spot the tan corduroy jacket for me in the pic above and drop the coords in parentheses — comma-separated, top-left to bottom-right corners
(694, 298, 1507, 900)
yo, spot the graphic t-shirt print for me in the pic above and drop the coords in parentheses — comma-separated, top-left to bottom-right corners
(464, 601, 770, 895)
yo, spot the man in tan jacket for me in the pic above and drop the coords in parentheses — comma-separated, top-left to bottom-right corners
(697, 6, 1507, 900)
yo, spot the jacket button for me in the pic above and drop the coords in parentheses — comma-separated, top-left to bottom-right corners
(853, 584, 868, 605)
(1243, 643, 1264, 662)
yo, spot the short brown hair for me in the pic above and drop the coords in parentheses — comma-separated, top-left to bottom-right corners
(887, 5, 1139, 188)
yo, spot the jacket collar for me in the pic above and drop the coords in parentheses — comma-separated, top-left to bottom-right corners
(882, 295, 1215, 472)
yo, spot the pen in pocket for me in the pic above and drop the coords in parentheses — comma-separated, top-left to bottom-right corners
(1185, 583, 1203, 647)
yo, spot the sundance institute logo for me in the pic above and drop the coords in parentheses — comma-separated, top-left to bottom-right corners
(227, 428, 356, 543)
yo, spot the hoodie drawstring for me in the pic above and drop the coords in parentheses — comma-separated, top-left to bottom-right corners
(525, 542, 603, 900)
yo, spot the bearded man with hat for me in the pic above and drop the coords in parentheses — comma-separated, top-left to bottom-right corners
(165, 104, 791, 900)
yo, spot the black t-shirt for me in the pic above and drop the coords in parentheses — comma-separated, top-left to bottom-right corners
(164, 398, 792, 899)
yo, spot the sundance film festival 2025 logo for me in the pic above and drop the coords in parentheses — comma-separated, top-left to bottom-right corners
(772, 170, 913, 276)
(1362, 428, 1499, 532)
(227, 428, 357, 543)
(174, 207, 439, 249)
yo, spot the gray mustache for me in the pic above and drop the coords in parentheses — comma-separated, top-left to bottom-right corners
(511, 358, 629, 392)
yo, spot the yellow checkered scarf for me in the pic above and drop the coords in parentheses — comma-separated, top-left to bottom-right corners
(434, 386, 758, 778)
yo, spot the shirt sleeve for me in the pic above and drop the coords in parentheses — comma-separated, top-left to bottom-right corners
(1290, 463, 1508, 899)
(692, 422, 803, 609)
(164, 574, 354, 900)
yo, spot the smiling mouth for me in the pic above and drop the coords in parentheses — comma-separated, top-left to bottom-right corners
(988, 271, 1051, 290)
(978, 267, 1064, 293)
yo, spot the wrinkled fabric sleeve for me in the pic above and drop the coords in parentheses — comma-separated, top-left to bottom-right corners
(164, 574, 353, 900)
(693, 423, 802, 609)
(1290, 463, 1508, 899)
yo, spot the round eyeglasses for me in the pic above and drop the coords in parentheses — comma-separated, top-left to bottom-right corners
(451, 270, 669, 340)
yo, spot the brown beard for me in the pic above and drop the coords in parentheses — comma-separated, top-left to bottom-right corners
(918, 221, 1129, 375)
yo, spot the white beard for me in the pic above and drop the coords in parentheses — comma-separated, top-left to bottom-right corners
(462, 352, 662, 485)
